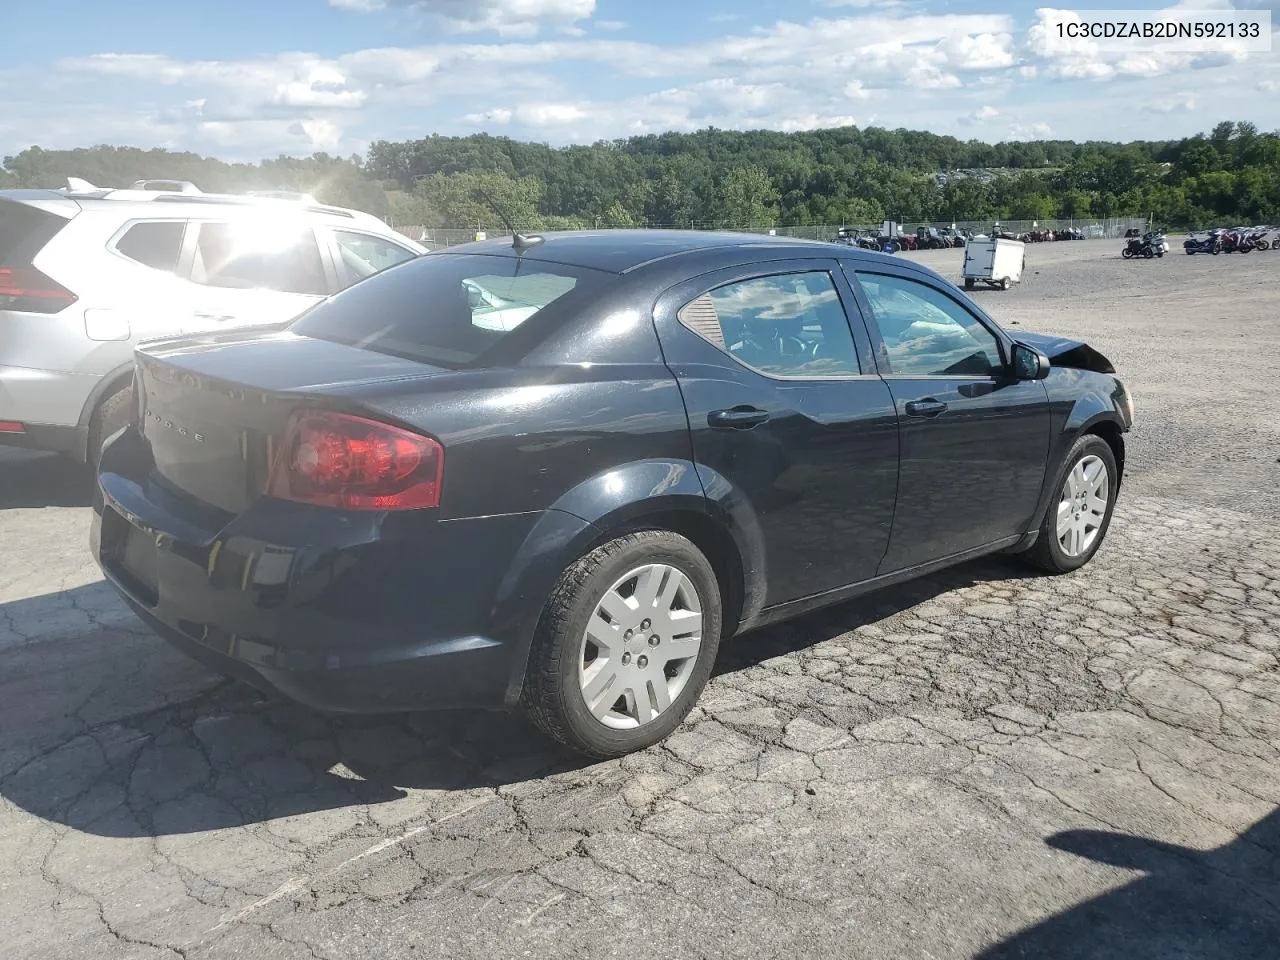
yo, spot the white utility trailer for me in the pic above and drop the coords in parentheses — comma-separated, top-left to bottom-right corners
(962, 237, 1025, 291)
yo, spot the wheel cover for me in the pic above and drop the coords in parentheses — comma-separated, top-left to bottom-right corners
(1056, 454, 1109, 558)
(578, 563, 704, 730)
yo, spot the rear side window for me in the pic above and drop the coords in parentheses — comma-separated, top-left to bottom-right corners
(290, 253, 606, 367)
(114, 221, 185, 272)
(191, 221, 327, 296)
(333, 230, 418, 282)
(0, 200, 69, 266)
(679, 271, 862, 378)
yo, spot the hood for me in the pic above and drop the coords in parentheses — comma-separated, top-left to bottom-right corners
(1012, 331, 1115, 374)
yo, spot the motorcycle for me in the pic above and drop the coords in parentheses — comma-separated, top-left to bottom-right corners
(1122, 231, 1166, 259)
(1247, 227, 1271, 251)
(1222, 229, 1256, 254)
(1183, 231, 1221, 255)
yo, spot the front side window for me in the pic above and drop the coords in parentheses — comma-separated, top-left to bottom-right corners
(333, 230, 418, 282)
(678, 271, 861, 378)
(854, 273, 1003, 377)
(191, 221, 327, 296)
(114, 221, 185, 272)
(290, 253, 603, 367)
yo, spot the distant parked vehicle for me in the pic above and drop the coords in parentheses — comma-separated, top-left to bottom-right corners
(0, 178, 425, 465)
(963, 236, 1026, 290)
(1183, 231, 1222, 255)
(1122, 232, 1166, 259)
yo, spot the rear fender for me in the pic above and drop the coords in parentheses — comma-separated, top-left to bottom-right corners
(494, 458, 766, 704)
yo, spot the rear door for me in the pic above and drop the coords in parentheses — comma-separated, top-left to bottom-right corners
(845, 266, 1050, 573)
(654, 259, 899, 607)
(178, 219, 336, 330)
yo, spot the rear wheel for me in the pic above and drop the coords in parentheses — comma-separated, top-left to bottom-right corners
(87, 383, 135, 469)
(1022, 435, 1119, 574)
(522, 531, 723, 758)
(1000, 277, 1012, 290)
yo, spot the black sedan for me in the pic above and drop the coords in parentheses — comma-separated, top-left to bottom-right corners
(92, 231, 1133, 758)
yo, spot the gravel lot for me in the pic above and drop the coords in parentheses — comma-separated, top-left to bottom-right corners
(1, 238, 1277, 960)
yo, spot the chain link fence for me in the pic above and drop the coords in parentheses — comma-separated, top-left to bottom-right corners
(395, 217, 1150, 247)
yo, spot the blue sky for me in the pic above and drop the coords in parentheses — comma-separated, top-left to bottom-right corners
(3, 0, 1278, 160)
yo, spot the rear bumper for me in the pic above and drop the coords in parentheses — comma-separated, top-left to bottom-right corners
(0, 422, 87, 458)
(0, 362, 100, 434)
(91, 429, 552, 713)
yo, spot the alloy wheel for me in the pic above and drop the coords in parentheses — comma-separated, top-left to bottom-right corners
(578, 563, 703, 729)
(1056, 454, 1109, 558)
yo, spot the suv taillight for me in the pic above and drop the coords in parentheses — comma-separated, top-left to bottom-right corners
(267, 410, 443, 511)
(0, 266, 78, 313)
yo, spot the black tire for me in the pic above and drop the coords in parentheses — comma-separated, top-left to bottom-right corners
(521, 530, 723, 758)
(1021, 434, 1119, 574)
(1121, 247, 1134, 259)
(1258, 240, 1269, 250)
(1000, 277, 1012, 291)
(87, 383, 135, 468)
(1212, 246, 1220, 255)
(963, 278, 975, 290)
(1142, 248, 1154, 259)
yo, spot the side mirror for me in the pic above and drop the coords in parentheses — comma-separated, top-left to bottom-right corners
(1011, 342, 1051, 381)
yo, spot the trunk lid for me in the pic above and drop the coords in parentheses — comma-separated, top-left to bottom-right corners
(135, 330, 445, 515)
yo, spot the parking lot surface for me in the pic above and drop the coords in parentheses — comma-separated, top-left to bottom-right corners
(1, 239, 1277, 959)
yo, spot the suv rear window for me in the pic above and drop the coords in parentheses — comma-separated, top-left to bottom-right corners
(290, 253, 607, 367)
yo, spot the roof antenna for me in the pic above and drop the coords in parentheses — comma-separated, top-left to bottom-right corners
(476, 187, 544, 252)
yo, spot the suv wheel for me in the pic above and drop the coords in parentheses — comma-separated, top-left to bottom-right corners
(88, 384, 134, 469)
(522, 531, 722, 758)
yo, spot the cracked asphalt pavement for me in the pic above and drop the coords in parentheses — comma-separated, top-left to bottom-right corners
(1, 239, 1277, 959)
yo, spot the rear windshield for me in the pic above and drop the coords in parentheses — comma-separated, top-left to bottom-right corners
(290, 253, 609, 367)
(0, 200, 70, 266)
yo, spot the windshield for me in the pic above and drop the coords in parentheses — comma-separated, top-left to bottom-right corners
(290, 253, 609, 367)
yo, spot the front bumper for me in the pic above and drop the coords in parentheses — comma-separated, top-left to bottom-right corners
(92, 430, 544, 713)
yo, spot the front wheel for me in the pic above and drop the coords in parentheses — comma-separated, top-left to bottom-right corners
(1257, 240, 1269, 250)
(1022, 435, 1119, 574)
(522, 531, 723, 758)
(1122, 247, 1134, 259)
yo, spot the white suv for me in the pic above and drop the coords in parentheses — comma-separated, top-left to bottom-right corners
(0, 182, 425, 463)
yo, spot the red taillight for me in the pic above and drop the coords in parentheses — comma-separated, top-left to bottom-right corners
(0, 421, 25, 434)
(0, 266, 78, 314)
(268, 410, 443, 511)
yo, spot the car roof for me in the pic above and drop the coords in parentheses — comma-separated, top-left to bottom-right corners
(441, 230, 871, 275)
(0, 187, 406, 237)
(436, 229, 944, 288)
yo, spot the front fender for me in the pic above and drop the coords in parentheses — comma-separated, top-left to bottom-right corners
(1028, 372, 1130, 532)
(493, 458, 768, 703)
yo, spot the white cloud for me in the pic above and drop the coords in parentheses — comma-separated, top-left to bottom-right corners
(595, 19, 626, 30)
(1142, 92, 1197, 112)
(463, 107, 514, 124)
(1259, 79, 1280, 91)
(1009, 121, 1053, 139)
(959, 105, 1001, 126)
(329, 0, 597, 36)
(514, 102, 589, 125)
(843, 79, 872, 100)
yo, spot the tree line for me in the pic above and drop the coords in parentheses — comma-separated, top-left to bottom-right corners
(3, 121, 1277, 230)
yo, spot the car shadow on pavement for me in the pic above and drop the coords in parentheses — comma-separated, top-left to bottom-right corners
(0, 553, 1041, 840)
(980, 810, 1280, 959)
(0, 450, 94, 509)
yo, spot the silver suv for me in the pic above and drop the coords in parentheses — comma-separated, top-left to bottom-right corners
(0, 182, 424, 463)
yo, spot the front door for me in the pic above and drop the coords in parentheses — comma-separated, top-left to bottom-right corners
(655, 261, 900, 609)
(846, 268, 1051, 574)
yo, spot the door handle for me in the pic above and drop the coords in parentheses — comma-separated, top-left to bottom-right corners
(708, 406, 770, 430)
(905, 398, 948, 418)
